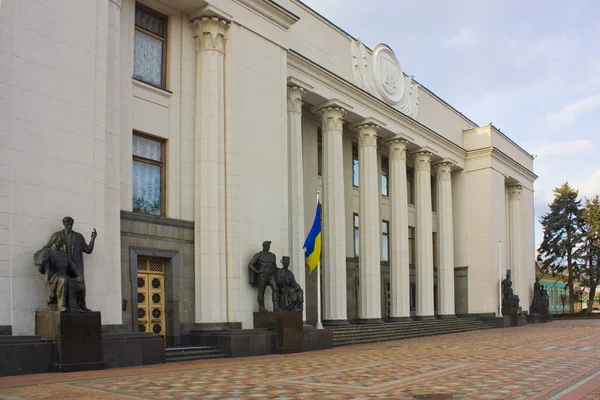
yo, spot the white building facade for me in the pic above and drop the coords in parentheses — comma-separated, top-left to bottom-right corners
(0, 0, 536, 341)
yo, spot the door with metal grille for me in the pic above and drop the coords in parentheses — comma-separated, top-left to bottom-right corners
(137, 258, 166, 336)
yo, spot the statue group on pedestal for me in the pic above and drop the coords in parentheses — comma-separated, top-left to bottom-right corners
(530, 277, 550, 316)
(34, 217, 97, 312)
(501, 270, 521, 315)
(248, 241, 304, 313)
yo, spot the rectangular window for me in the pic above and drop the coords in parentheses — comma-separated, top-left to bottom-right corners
(410, 283, 416, 308)
(133, 4, 167, 89)
(432, 232, 438, 268)
(132, 132, 165, 216)
(352, 144, 359, 187)
(407, 168, 414, 204)
(317, 129, 323, 177)
(431, 176, 437, 212)
(381, 156, 389, 197)
(409, 226, 416, 265)
(382, 220, 389, 262)
(353, 213, 359, 257)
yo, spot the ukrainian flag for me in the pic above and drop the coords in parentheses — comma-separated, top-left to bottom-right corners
(303, 202, 322, 273)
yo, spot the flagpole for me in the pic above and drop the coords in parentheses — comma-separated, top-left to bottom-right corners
(316, 191, 323, 330)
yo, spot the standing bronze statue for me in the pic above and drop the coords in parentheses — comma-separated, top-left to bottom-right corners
(35, 236, 82, 311)
(248, 241, 280, 312)
(275, 256, 304, 313)
(43, 216, 97, 311)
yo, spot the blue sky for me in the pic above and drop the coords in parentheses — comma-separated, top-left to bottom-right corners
(300, 0, 600, 249)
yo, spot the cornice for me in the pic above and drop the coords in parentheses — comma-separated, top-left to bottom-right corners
(287, 50, 467, 163)
(234, 0, 299, 31)
(465, 146, 538, 183)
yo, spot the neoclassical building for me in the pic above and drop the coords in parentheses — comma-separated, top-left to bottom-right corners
(0, 0, 536, 343)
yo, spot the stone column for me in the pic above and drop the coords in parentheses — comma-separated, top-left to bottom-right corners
(508, 185, 524, 301)
(316, 105, 348, 325)
(355, 122, 382, 323)
(192, 17, 229, 324)
(388, 139, 411, 321)
(435, 161, 456, 318)
(413, 150, 435, 319)
(287, 86, 306, 319)
(105, 0, 122, 316)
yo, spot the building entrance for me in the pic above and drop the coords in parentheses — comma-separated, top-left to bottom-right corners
(137, 258, 166, 336)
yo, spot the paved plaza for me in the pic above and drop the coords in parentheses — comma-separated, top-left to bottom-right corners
(2, 320, 600, 399)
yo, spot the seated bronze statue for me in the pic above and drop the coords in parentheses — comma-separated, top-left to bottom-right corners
(34, 236, 83, 312)
(275, 256, 304, 313)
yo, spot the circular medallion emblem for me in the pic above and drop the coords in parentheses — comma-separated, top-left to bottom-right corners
(372, 44, 404, 105)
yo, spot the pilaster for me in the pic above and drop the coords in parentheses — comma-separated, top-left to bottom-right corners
(287, 85, 306, 320)
(508, 185, 524, 303)
(192, 16, 230, 324)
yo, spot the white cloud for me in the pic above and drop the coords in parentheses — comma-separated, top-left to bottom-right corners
(532, 139, 593, 159)
(546, 94, 600, 126)
(444, 27, 478, 49)
(572, 169, 600, 200)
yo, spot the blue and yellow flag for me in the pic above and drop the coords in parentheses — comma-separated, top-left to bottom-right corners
(303, 202, 322, 273)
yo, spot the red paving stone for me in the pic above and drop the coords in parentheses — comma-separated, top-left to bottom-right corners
(1, 319, 600, 399)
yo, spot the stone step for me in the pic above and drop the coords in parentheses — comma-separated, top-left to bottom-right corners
(331, 323, 489, 335)
(165, 346, 227, 363)
(328, 319, 495, 347)
(333, 327, 494, 346)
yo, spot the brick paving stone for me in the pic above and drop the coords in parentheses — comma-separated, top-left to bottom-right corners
(1, 320, 600, 399)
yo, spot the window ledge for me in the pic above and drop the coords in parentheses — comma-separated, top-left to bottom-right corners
(133, 79, 173, 98)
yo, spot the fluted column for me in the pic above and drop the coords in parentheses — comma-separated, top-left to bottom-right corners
(508, 185, 524, 302)
(192, 17, 229, 324)
(355, 122, 382, 323)
(317, 106, 348, 324)
(413, 150, 435, 319)
(388, 139, 411, 321)
(435, 161, 455, 317)
(287, 86, 306, 319)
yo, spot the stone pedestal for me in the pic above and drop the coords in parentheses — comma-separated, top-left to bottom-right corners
(36, 311, 105, 372)
(528, 313, 552, 323)
(254, 312, 303, 354)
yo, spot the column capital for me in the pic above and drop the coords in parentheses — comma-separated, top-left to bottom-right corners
(387, 138, 409, 161)
(355, 124, 379, 148)
(435, 162, 453, 180)
(108, 0, 122, 9)
(412, 151, 432, 171)
(317, 107, 346, 132)
(508, 185, 523, 200)
(193, 17, 229, 53)
(287, 86, 305, 113)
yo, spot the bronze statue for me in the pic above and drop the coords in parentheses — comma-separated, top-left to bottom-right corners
(44, 216, 97, 311)
(502, 270, 520, 311)
(530, 277, 550, 315)
(35, 236, 82, 312)
(275, 256, 304, 313)
(248, 241, 280, 312)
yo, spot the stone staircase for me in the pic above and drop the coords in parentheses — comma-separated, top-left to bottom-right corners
(165, 346, 227, 363)
(328, 318, 495, 347)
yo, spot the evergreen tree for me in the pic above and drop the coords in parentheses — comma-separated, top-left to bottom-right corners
(537, 182, 583, 313)
(577, 196, 600, 313)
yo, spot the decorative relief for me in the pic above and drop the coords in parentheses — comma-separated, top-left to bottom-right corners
(351, 40, 419, 119)
(387, 139, 409, 161)
(319, 107, 346, 132)
(193, 17, 229, 53)
(413, 151, 432, 172)
(355, 124, 379, 148)
(287, 86, 305, 113)
(436, 162, 453, 181)
(508, 185, 523, 201)
(108, 0, 122, 9)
